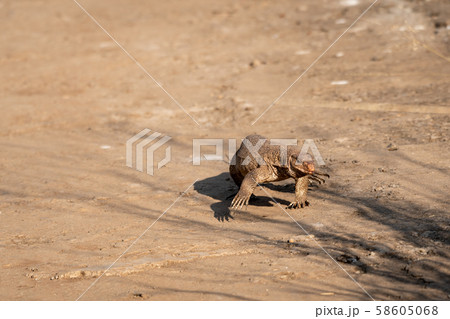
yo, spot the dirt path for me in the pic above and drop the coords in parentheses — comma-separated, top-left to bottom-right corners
(0, 0, 449, 300)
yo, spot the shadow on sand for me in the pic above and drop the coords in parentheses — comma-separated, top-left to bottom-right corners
(193, 172, 292, 221)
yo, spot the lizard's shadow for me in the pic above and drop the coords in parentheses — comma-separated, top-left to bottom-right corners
(194, 172, 291, 221)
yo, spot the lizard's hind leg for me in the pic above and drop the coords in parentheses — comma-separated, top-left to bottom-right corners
(229, 164, 244, 187)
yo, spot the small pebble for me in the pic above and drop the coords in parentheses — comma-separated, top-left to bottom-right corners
(249, 59, 262, 68)
(295, 50, 311, 55)
(340, 0, 359, 7)
(331, 80, 348, 85)
(288, 234, 315, 243)
(320, 292, 335, 296)
(414, 25, 425, 31)
(387, 143, 398, 151)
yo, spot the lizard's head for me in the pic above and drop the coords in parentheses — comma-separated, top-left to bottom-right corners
(290, 154, 315, 176)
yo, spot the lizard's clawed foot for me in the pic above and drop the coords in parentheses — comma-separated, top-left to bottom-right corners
(287, 200, 309, 209)
(310, 175, 326, 184)
(230, 192, 251, 210)
(309, 172, 330, 186)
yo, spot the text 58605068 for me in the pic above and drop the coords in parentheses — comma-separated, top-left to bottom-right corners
(376, 305, 438, 316)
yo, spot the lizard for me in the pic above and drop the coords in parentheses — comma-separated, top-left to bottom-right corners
(229, 134, 328, 210)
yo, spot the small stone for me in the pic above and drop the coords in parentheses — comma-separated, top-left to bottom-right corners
(295, 50, 311, 55)
(387, 143, 398, 151)
(340, 0, 359, 7)
(368, 251, 378, 258)
(334, 137, 349, 143)
(434, 21, 447, 29)
(414, 25, 425, 31)
(336, 254, 359, 264)
(331, 80, 348, 85)
(288, 235, 314, 243)
(50, 274, 60, 281)
(249, 59, 261, 68)
(320, 292, 335, 296)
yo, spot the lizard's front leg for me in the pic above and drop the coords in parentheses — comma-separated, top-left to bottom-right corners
(287, 175, 309, 209)
(231, 166, 273, 210)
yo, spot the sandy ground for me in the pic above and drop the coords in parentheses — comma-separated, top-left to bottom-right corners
(0, 0, 449, 300)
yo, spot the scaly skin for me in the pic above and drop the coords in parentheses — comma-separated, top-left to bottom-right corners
(230, 134, 326, 210)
